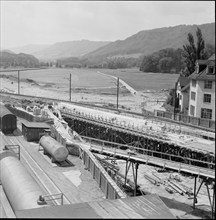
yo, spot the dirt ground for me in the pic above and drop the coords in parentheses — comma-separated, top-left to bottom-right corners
(0, 74, 167, 113)
(94, 153, 214, 219)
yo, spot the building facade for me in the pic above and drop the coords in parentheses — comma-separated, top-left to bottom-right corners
(176, 76, 190, 114)
(188, 54, 215, 120)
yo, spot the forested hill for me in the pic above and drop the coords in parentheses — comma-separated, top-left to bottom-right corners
(84, 22, 215, 60)
(0, 51, 40, 68)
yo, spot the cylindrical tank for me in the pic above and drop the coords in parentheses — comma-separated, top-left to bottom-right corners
(0, 151, 47, 211)
(39, 135, 69, 162)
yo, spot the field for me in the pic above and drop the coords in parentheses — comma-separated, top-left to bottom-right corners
(98, 68, 179, 91)
(0, 68, 179, 113)
(1, 68, 179, 92)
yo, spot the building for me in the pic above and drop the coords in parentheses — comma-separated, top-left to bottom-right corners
(176, 76, 190, 114)
(188, 54, 215, 120)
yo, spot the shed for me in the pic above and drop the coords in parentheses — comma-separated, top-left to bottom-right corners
(0, 104, 17, 134)
(21, 120, 50, 142)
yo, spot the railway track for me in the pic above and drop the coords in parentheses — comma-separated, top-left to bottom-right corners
(0, 133, 71, 205)
(1, 92, 215, 169)
(1, 91, 214, 133)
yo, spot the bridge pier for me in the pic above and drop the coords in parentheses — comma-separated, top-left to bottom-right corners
(124, 160, 140, 196)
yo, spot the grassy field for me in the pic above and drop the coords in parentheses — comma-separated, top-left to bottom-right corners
(1, 68, 179, 91)
(99, 68, 180, 91)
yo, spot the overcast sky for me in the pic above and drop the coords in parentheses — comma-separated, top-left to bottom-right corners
(1, 1, 215, 49)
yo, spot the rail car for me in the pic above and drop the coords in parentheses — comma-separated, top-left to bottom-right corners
(0, 104, 17, 134)
(39, 135, 69, 163)
(0, 150, 47, 211)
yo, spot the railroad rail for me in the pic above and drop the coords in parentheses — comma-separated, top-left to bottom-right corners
(0, 133, 71, 205)
(0, 91, 215, 133)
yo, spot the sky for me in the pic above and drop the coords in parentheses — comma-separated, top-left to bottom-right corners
(0, 0, 215, 49)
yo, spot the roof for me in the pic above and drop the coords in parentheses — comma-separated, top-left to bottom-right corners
(189, 54, 215, 81)
(181, 83, 190, 92)
(15, 194, 175, 219)
(21, 119, 50, 129)
(196, 59, 208, 65)
(208, 54, 215, 61)
(177, 76, 190, 88)
(189, 65, 215, 81)
(0, 104, 16, 118)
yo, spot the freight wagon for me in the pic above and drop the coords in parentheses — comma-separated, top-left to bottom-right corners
(0, 104, 17, 134)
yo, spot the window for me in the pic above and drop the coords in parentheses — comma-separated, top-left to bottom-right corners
(192, 80, 196, 87)
(203, 94, 211, 103)
(191, 92, 196, 101)
(208, 66, 214, 74)
(201, 108, 212, 119)
(204, 80, 213, 89)
(190, 105, 195, 116)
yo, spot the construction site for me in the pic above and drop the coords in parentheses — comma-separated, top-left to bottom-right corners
(0, 91, 215, 219)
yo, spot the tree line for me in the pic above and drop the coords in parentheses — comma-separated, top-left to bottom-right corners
(140, 28, 215, 75)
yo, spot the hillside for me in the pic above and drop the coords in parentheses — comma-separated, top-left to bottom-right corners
(30, 40, 111, 60)
(9, 44, 50, 55)
(84, 22, 215, 61)
(0, 51, 40, 68)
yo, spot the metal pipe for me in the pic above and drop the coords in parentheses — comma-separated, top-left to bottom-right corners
(170, 180, 187, 194)
(168, 181, 183, 195)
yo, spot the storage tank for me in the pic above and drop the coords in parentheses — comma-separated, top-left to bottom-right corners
(0, 151, 47, 211)
(39, 135, 69, 162)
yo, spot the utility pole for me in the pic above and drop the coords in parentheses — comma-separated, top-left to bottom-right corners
(18, 70, 20, 94)
(69, 73, 72, 101)
(116, 77, 119, 110)
(173, 81, 177, 120)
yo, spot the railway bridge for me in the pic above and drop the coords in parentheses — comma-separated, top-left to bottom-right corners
(60, 107, 215, 217)
(60, 108, 215, 169)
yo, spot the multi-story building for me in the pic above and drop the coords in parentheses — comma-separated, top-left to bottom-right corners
(188, 54, 215, 120)
(176, 76, 190, 114)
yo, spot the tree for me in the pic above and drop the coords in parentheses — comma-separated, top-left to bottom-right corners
(182, 27, 206, 76)
(158, 57, 173, 73)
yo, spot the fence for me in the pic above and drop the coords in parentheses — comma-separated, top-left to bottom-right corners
(155, 109, 215, 131)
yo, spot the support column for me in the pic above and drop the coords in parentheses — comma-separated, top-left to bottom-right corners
(135, 163, 139, 196)
(193, 176, 197, 209)
(212, 184, 215, 219)
(124, 160, 131, 185)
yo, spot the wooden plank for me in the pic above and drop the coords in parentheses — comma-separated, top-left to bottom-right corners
(122, 196, 164, 218)
(135, 196, 165, 215)
(144, 194, 174, 217)
(108, 199, 145, 219)
(88, 201, 111, 218)
(96, 200, 129, 218)
(122, 195, 175, 219)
